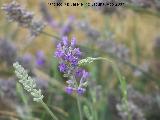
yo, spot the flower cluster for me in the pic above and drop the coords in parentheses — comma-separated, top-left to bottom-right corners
(13, 62, 44, 102)
(2, 1, 45, 37)
(55, 36, 89, 95)
(2, 0, 33, 27)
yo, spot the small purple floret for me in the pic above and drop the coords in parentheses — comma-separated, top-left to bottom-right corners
(62, 36, 68, 46)
(82, 70, 89, 79)
(71, 37, 76, 47)
(76, 68, 83, 77)
(58, 63, 67, 72)
(65, 87, 74, 94)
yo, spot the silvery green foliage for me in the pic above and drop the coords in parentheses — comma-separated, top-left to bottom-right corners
(13, 62, 44, 102)
(78, 57, 97, 66)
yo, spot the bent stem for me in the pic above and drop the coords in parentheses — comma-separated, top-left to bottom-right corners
(90, 57, 132, 120)
(40, 100, 58, 120)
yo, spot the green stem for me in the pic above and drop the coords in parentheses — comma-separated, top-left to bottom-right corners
(76, 95, 83, 120)
(40, 101, 58, 120)
(72, 75, 83, 120)
(41, 31, 60, 39)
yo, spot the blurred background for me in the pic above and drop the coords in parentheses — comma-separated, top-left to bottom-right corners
(0, 0, 160, 120)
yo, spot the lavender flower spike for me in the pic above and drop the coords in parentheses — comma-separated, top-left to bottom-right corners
(2, 1, 46, 37)
(2, 1, 34, 28)
(13, 62, 44, 102)
(55, 36, 89, 95)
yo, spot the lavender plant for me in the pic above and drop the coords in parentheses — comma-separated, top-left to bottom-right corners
(55, 36, 90, 120)
(54, 36, 130, 120)
(13, 62, 58, 120)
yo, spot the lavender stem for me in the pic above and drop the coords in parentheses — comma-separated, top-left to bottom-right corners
(40, 100, 59, 120)
(76, 95, 83, 120)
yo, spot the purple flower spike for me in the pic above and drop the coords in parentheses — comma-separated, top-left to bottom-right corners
(65, 87, 74, 94)
(55, 36, 89, 95)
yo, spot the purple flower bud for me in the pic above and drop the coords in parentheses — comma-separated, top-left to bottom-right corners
(62, 36, 68, 46)
(77, 87, 86, 95)
(82, 70, 89, 79)
(56, 43, 62, 49)
(73, 48, 82, 57)
(65, 87, 74, 94)
(71, 37, 76, 47)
